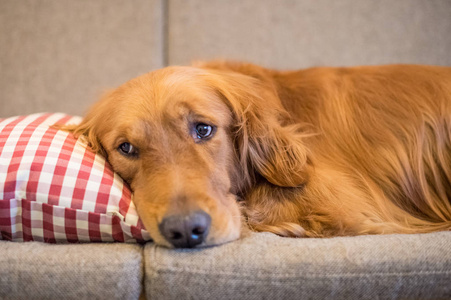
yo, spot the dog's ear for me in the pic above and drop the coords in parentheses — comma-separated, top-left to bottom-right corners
(206, 69, 313, 188)
(62, 92, 113, 157)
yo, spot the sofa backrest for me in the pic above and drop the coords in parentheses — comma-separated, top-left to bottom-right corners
(1, 0, 450, 118)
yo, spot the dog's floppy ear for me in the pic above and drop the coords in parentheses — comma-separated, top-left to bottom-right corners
(206, 69, 313, 188)
(62, 92, 114, 156)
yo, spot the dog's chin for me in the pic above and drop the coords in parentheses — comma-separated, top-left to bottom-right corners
(203, 227, 242, 248)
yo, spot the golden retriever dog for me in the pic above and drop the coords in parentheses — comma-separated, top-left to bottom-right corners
(68, 61, 451, 248)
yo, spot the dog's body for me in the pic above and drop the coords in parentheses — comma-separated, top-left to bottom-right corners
(71, 61, 451, 247)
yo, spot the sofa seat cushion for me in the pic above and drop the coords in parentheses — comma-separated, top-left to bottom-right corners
(0, 113, 150, 243)
(144, 231, 451, 299)
(0, 241, 143, 300)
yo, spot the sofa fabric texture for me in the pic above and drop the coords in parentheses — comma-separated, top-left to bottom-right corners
(144, 232, 451, 299)
(0, 242, 143, 300)
(1, 231, 450, 299)
(168, 0, 451, 68)
(0, 0, 163, 118)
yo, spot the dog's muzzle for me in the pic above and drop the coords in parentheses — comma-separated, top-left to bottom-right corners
(158, 210, 212, 248)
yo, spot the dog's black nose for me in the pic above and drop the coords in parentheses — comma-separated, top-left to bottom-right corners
(159, 211, 211, 248)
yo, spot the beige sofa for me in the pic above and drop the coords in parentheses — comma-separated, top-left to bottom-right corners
(1, 1, 451, 299)
(1, 232, 451, 299)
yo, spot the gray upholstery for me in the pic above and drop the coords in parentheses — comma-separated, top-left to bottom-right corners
(0, 0, 163, 117)
(0, 242, 143, 300)
(145, 232, 451, 300)
(2, 232, 451, 299)
(1, 0, 450, 118)
(168, 0, 451, 68)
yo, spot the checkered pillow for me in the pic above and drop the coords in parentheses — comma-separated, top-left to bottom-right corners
(0, 113, 151, 243)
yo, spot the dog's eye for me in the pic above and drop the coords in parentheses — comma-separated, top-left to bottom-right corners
(195, 123, 214, 139)
(118, 142, 138, 157)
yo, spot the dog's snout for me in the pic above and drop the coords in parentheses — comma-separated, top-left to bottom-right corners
(159, 211, 212, 248)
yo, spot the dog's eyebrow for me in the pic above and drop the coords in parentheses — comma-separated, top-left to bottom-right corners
(165, 99, 219, 125)
(112, 119, 154, 147)
(189, 111, 219, 125)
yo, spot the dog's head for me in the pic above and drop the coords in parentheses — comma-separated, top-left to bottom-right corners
(71, 65, 311, 247)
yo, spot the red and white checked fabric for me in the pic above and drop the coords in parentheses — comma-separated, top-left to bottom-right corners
(0, 113, 151, 243)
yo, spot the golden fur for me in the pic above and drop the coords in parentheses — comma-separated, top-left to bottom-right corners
(68, 61, 451, 247)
